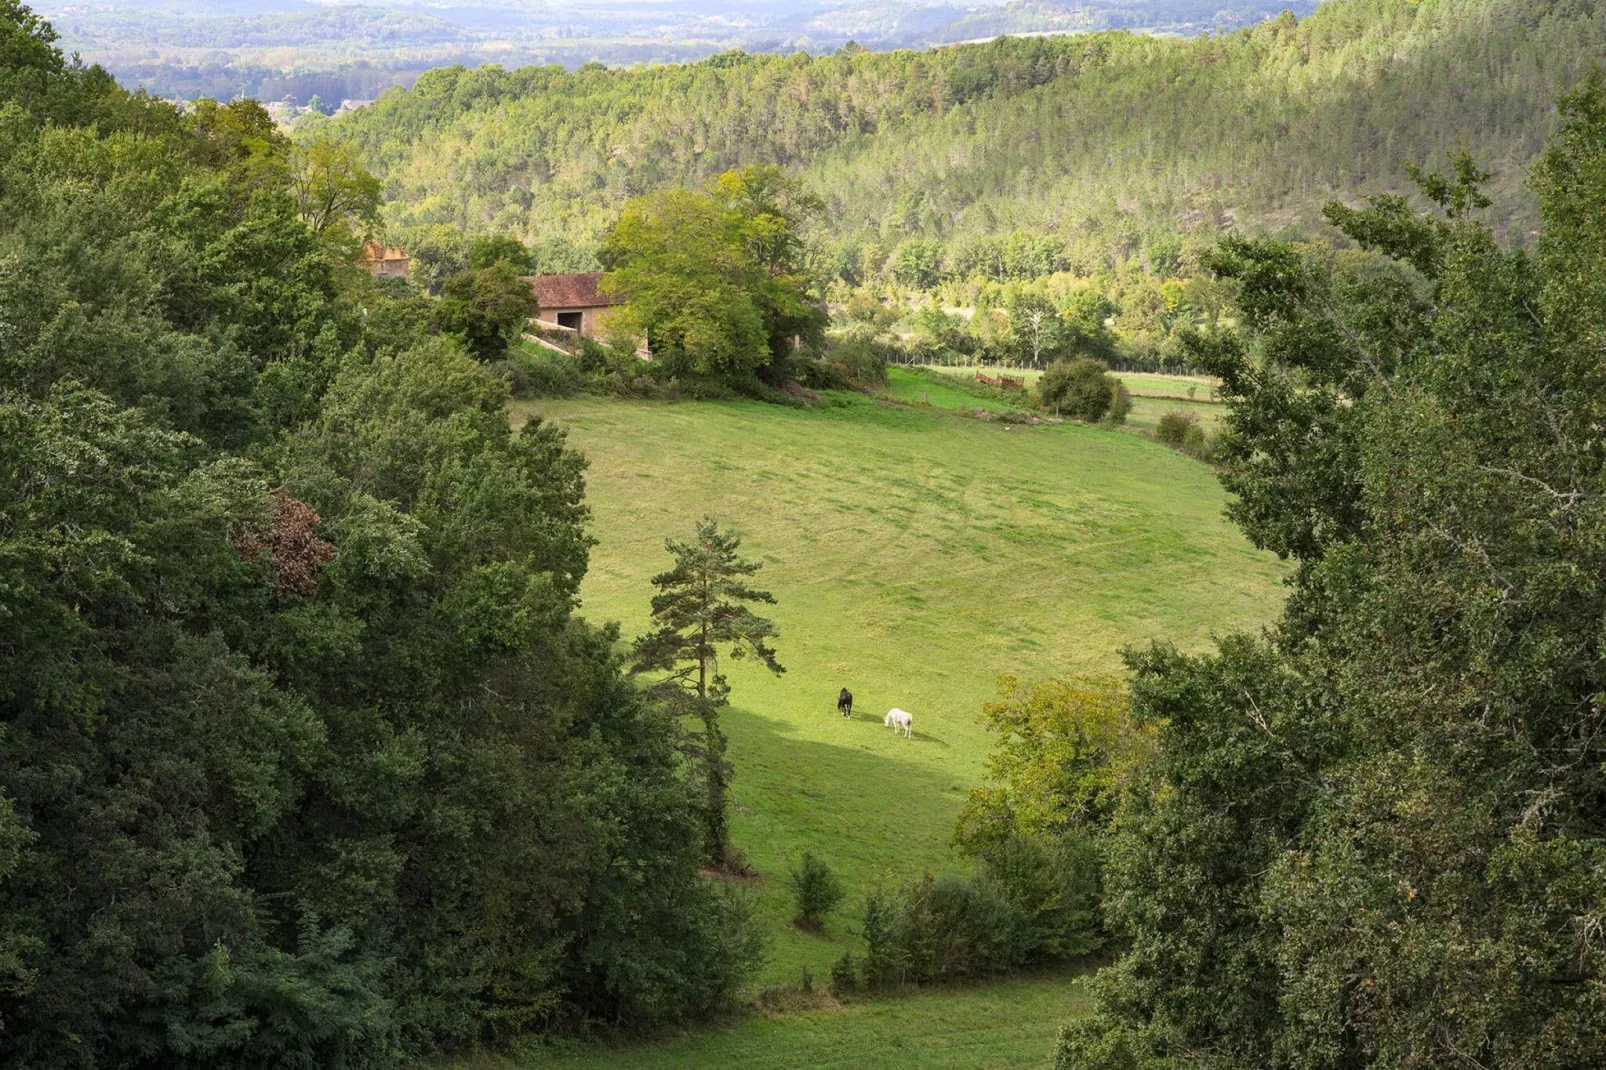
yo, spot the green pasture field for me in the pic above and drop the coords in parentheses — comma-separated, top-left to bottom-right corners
(881, 366, 1022, 412)
(917, 364, 1220, 400)
(501, 971, 1092, 1069)
(1125, 396, 1226, 437)
(884, 368, 1225, 444)
(1114, 372, 1222, 400)
(918, 363, 1045, 388)
(513, 389, 1285, 1000)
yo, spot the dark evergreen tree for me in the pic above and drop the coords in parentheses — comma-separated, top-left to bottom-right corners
(632, 517, 784, 866)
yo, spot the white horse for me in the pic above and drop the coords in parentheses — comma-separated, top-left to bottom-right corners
(884, 708, 913, 738)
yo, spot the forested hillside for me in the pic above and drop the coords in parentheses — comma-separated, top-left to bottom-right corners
(333, 0, 1606, 277)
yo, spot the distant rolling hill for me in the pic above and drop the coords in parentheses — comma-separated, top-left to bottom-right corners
(46, 0, 1317, 103)
(327, 0, 1606, 272)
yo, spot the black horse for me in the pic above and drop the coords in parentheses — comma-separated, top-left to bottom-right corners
(837, 688, 853, 718)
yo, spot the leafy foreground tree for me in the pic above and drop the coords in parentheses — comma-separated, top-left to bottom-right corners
(0, 6, 759, 1065)
(600, 164, 827, 391)
(435, 258, 540, 361)
(1056, 78, 1606, 1070)
(633, 518, 784, 867)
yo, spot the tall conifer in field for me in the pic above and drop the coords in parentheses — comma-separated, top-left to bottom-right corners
(633, 517, 784, 866)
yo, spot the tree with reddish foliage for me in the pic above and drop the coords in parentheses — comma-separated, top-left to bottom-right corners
(229, 493, 335, 597)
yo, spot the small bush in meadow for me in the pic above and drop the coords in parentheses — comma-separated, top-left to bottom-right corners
(1105, 382, 1132, 425)
(980, 833, 1104, 960)
(1156, 408, 1199, 446)
(1155, 409, 1214, 459)
(575, 335, 615, 374)
(830, 335, 891, 387)
(798, 358, 856, 391)
(1182, 426, 1212, 459)
(841, 848, 1103, 993)
(849, 872, 1027, 991)
(898, 872, 1029, 984)
(788, 851, 845, 928)
(1039, 357, 1118, 421)
(857, 882, 906, 988)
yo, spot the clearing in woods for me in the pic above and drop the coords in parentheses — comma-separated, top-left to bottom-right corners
(506, 388, 1284, 1060)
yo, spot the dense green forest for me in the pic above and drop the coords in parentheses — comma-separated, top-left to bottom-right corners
(333, 0, 1605, 278)
(1043, 83, 1606, 1066)
(0, 4, 758, 1065)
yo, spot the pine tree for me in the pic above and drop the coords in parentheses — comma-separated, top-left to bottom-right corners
(633, 517, 783, 866)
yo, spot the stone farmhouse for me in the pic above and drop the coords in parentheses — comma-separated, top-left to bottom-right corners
(525, 273, 623, 338)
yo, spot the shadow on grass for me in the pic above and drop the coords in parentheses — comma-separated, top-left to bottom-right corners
(497, 964, 1098, 1068)
(817, 709, 951, 749)
(873, 727, 950, 749)
(722, 707, 974, 888)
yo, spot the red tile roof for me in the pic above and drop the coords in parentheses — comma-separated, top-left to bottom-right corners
(526, 272, 623, 309)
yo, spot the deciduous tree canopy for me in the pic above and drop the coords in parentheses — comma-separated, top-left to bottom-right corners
(0, 6, 759, 1065)
(1057, 74, 1606, 1070)
(600, 165, 826, 388)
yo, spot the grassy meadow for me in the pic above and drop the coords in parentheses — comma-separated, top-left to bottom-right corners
(512, 388, 1285, 1002)
(1113, 372, 1222, 400)
(505, 972, 1092, 1069)
(884, 366, 1227, 440)
(1124, 395, 1225, 437)
(882, 367, 1018, 412)
(916, 364, 1221, 400)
